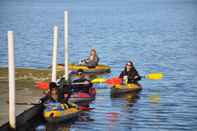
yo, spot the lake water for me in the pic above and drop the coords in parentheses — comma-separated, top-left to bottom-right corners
(0, 0, 197, 130)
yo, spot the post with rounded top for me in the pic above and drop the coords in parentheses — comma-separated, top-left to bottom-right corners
(52, 26, 58, 82)
(64, 11, 68, 80)
(8, 31, 16, 129)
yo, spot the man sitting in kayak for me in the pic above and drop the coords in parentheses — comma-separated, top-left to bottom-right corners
(79, 48, 99, 68)
(62, 69, 93, 101)
(72, 69, 93, 93)
(119, 61, 141, 84)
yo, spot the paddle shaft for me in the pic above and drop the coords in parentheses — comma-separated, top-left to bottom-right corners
(6, 101, 40, 105)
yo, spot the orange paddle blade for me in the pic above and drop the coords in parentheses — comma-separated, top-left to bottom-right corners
(36, 82, 49, 90)
(106, 77, 122, 85)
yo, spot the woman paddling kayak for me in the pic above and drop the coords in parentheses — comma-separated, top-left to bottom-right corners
(119, 61, 141, 84)
(57, 69, 95, 103)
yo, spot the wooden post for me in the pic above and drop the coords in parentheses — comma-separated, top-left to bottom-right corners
(64, 11, 68, 80)
(52, 26, 58, 82)
(8, 31, 16, 129)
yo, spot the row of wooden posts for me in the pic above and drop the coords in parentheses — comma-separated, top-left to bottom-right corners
(7, 11, 69, 129)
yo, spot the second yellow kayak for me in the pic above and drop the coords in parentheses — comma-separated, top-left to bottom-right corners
(56, 64, 111, 74)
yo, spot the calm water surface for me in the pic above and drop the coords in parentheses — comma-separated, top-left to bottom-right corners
(0, 0, 197, 130)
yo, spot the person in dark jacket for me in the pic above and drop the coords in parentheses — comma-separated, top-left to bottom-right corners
(72, 69, 92, 93)
(119, 61, 141, 84)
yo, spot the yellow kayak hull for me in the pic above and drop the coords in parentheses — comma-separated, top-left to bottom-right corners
(56, 64, 111, 74)
(44, 107, 81, 123)
(111, 83, 142, 96)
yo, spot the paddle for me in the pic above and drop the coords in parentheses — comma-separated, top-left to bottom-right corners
(6, 101, 40, 105)
(36, 81, 92, 90)
(91, 72, 164, 84)
(36, 81, 49, 90)
(36, 72, 164, 89)
(15, 102, 40, 105)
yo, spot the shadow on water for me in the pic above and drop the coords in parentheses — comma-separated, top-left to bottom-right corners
(0, 108, 44, 131)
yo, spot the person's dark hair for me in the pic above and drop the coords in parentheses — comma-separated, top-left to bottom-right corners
(49, 82, 57, 91)
(127, 61, 134, 66)
(77, 69, 84, 75)
(124, 61, 134, 71)
(49, 82, 59, 97)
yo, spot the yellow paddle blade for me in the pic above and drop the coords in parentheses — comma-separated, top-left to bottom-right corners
(91, 78, 107, 83)
(145, 72, 164, 80)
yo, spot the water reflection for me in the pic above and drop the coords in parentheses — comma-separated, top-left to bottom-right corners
(111, 91, 141, 107)
(35, 117, 80, 131)
(148, 93, 161, 104)
(78, 112, 94, 123)
(45, 123, 70, 131)
(106, 112, 121, 131)
(35, 123, 71, 131)
(108, 92, 141, 130)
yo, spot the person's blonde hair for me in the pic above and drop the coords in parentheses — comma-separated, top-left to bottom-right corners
(91, 48, 97, 53)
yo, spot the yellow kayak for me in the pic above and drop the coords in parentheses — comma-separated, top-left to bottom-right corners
(56, 64, 111, 74)
(44, 103, 81, 123)
(111, 83, 142, 96)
